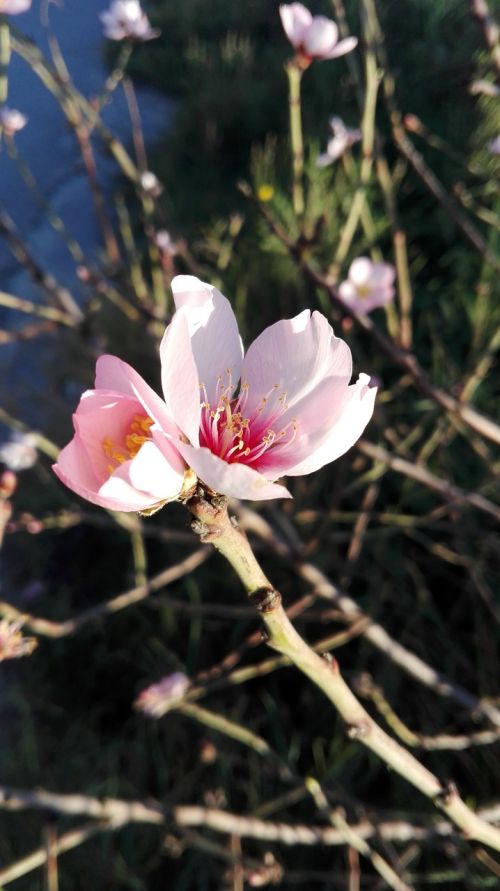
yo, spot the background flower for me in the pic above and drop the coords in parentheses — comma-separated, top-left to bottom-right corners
(317, 116, 362, 166)
(279, 3, 357, 64)
(100, 0, 160, 41)
(0, 106, 28, 136)
(135, 672, 190, 717)
(0, 0, 32, 13)
(338, 257, 396, 315)
(0, 432, 37, 471)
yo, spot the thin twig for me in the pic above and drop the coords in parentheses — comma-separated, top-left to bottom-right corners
(357, 439, 500, 523)
(174, 803, 500, 847)
(236, 504, 500, 728)
(0, 823, 106, 887)
(238, 182, 500, 447)
(187, 495, 500, 851)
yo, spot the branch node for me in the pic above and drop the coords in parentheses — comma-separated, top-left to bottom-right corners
(322, 652, 339, 673)
(249, 587, 281, 614)
(434, 779, 459, 807)
(345, 720, 372, 740)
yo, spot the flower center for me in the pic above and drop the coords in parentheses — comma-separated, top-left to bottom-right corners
(102, 413, 154, 475)
(356, 284, 372, 300)
(198, 372, 297, 467)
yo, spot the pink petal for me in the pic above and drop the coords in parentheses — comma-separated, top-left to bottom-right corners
(98, 475, 169, 511)
(368, 262, 396, 289)
(338, 280, 358, 301)
(177, 442, 291, 501)
(53, 436, 101, 501)
(325, 36, 358, 59)
(279, 3, 312, 48)
(303, 17, 338, 58)
(325, 134, 349, 162)
(165, 275, 243, 405)
(316, 151, 334, 168)
(348, 257, 374, 287)
(53, 437, 158, 512)
(107, 440, 185, 500)
(150, 427, 187, 476)
(242, 310, 352, 414)
(362, 286, 395, 311)
(286, 374, 377, 476)
(160, 312, 201, 445)
(73, 391, 140, 483)
(95, 355, 178, 436)
(256, 371, 360, 478)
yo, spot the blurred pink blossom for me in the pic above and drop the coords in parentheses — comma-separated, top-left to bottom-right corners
(53, 360, 193, 512)
(155, 229, 178, 258)
(135, 672, 190, 717)
(159, 276, 376, 501)
(317, 116, 362, 167)
(0, 107, 28, 136)
(100, 0, 160, 41)
(140, 170, 163, 197)
(0, 0, 31, 13)
(279, 3, 357, 66)
(338, 257, 396, 315)
(0, 619, 36, 662)
(0, 432, 37, 470)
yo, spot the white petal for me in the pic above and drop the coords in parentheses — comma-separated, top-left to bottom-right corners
(349, 257, 374, 286)
(242, 310, 352, 414)
(286, 375, 376, 475)
(303, 18, 338, 57)
(167, 276, 243, 405)
(279, 3, 312, 48)
(177, 442, 291, 501)
(160, 312, 201, 445)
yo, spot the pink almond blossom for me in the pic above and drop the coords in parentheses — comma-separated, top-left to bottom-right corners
(100, 0, 160, 42)
(279, 3, 357, 66)
(0, 0, 31, 13)
(338, 257, 396, 315)
(135, 672, 190, 718)
(52, 360, 193, 512)
(159, 275, 376, 501)
(317, 116, 362, 167)
(54, 277, 376, 507)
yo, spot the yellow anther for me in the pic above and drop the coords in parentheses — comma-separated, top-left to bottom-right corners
(102, 414, 153, 473)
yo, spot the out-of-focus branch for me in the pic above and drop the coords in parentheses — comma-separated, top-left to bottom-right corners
(239, 182, 500, 448)
(354, 673, 500, 750)
(0, 548, 211, 637)
(237, 504, 500, 728)
(0, 211, 83, 322)
(357, 439, 500, 523)
(175, 803, 500, 846)
(0, 823, 106, 887)
(2, 783, 499, 851)
(0, 290, 76, 326)
(0, 786, 164, 825)
(187, 495, 500, 851)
